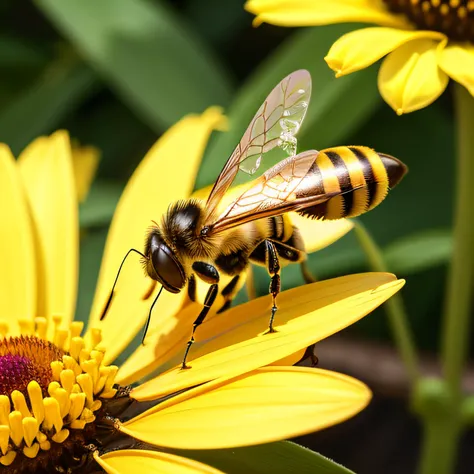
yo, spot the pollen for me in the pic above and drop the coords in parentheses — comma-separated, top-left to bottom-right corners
(0, 317, 119, 472)
(383, 0, 474, 41)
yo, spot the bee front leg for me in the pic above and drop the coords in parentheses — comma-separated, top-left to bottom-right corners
(181, 283, 218, 370)
(182, 261, 221, 370)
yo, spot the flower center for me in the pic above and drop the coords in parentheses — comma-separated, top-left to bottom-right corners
(0, 337, 64, 396)
(383, 0, 474, 41)
(0, 318, 122, 473)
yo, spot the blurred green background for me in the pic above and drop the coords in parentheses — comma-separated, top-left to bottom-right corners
(1, 1, 463, 471)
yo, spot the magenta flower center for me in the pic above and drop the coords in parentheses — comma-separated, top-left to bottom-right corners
(0, 336, 64, 397)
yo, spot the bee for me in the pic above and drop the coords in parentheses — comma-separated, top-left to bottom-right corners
(100, 70, 407, 369)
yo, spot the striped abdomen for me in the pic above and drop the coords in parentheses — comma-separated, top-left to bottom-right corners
(298, 146, 407, 220)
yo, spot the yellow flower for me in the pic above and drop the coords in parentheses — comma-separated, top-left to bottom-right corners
(245, 0, 474, 114)
(0, 112, 403, 473)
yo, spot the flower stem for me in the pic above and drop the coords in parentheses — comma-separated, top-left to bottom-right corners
(353, 220, 419, 385)
(417, 84, 474, 474)
(418, 415, 461, 474)
(441, 84, 474, 395)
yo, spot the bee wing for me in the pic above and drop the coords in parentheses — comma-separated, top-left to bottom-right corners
(204, 70, 312, 223)
(208, 150, 337, 234)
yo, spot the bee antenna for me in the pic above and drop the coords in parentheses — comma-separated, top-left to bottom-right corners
(100, 248, 147, 321)
(141, 285, 164, 344)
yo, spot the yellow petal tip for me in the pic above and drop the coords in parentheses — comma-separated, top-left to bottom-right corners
(252, 16, 263, 27)
(202, 106, 228, 132)
(396, 108, 404, 116)
(324, 57, 344, 78)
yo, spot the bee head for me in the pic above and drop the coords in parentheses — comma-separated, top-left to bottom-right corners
(144, 229, 186, 293)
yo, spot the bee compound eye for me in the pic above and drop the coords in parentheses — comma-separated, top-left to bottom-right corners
(151, 245, 185, 293)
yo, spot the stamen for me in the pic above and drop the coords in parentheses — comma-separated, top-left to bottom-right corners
(23, 443, 39, 459)
(34, 318, 47, 340)
(22, 417, 38, 447)
(0, 396, 10, 425)
(18, 320, 34, 336)
(59, 369, 75, 394)
(9, 411, 23, 446)
(0, 426, 10, 454)
(27, 382, 44, 423)
(0, 451, 16, 466)
(52, 429, 69, 444)
(69, 393, 86, 421)
(0, 323, 9, 337)
(11, 391, 31, 418)
(0, 321, 121, 471)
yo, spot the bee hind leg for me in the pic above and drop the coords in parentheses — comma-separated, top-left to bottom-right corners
(264, 241, 281, 334)
(300, 260, 317, 284)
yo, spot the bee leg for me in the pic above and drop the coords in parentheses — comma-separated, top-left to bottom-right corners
(217, 275, 240, 313)
(263, 240, 281, 334)
(181, 283, 219, 370)
(297, 344, 319, 366)
(245, 265, 257, 301)
(300, 260, 317, 284)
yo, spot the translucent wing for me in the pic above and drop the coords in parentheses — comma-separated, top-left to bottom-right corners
(207, 150, 336, 234)
(204, 70, 312, 223)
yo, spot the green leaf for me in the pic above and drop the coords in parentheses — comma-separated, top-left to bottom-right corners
(35, 0, 233, 131)
(171, 441, 355, 474)
(354, 100, 454, 245)
(0, 62, 99, 155)
(197, 24, 380, 189)
(79, 181, 123, 228)
(0, 37, 47, 70)
(384, 229, 452, 275)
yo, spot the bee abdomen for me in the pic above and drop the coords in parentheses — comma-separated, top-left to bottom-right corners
(298, 146, 407, 220)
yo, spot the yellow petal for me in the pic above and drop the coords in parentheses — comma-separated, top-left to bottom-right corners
(438, 43, 474, 96)
(117, 301, 200, 384)
(245, 0, 411, 28)
(326, 27, 445, 77)
(94, 449, 223, 474)
(71, 144, 100, 203)
(131, 273, 404, 400)
(18, 131, 78, 330)
(378, 39, 449, 115)
(88, 108, 226, 362)
(123, 366, 370, 449)
(0, 145, 36, 332)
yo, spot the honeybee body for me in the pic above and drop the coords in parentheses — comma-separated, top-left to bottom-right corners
(145, 145, 404, 309)
(101, 70, 407, 369)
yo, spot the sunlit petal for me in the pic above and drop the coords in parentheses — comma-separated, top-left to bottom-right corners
(117, 301, 198, 384)
(245, 0, 411, 28)
(438, 43, 474, 96)
(291, 214, 353, 253)
(326, 27, 444, 77)
(94, 449, 223, 474)
(71, 143, 100, 203)
(131, 273, 404, 400)
(0, 145, 36, 332)
(18, 131, 78, 331)
(122, 367, 370, 449)
(88, 108, 227, 363)
(378, 39, 449, 114)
